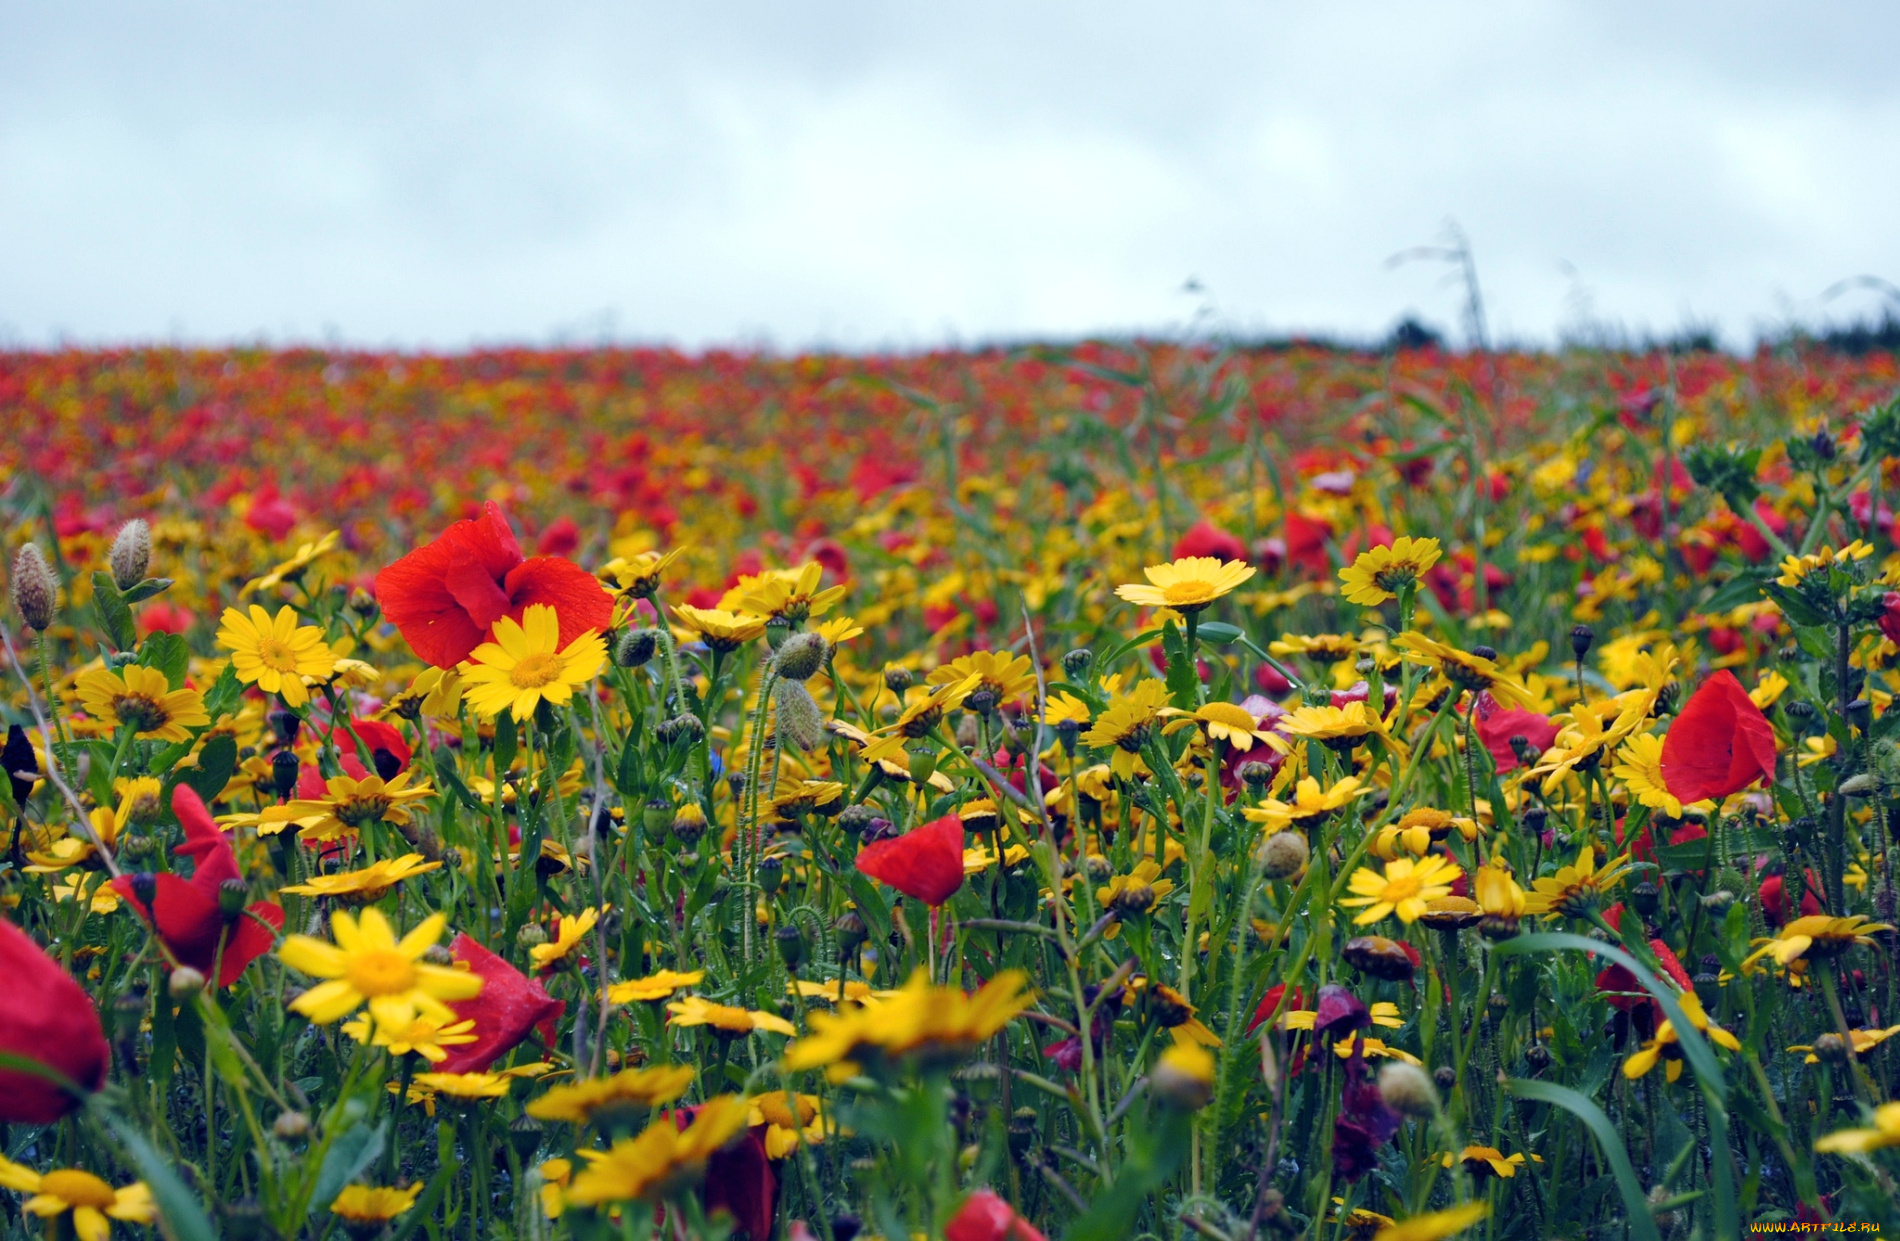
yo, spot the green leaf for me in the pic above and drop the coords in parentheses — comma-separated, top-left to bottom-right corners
(120, 576, 174, 604)
(613, 734, 645, 798)
(1502, 1078, 1662, 1241)
(202, 663, 244, 721)
(95, 1103, 218, 1241)
(90, 571, 136, 651)
(137, 631, 190, 690)
(1160, 622, 1199, 709)
(1764, 583, 1828, 629)
(309, 1119, 389, 1216)
(432, 755, 484, 812)
(173, 733, 237, 804)
(1067, 1107, 1192, 1241)
(1698, 570, 1768, 616)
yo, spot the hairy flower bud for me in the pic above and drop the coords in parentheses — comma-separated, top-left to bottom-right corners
(774, 680, 827, 752)
(1258, 831, 1309, 880)
(615, 628, 658, 668)
(109, 519, 152, 590)
(1377, 1061, 1438, 1117)
(773, 631, 829, 682)
(168, 965, 207, 998)
(10, 543, 57, 631)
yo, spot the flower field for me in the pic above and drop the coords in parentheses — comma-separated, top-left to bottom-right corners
(1, 341, 1899, 1240)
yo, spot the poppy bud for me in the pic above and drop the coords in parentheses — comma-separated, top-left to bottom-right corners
(1630, 881, 1660, 918)
(1570, 624, 1594, 660)
(835, 911, 868, 957)
(773, 632, 830, 682)
(1239, 760, 1275, 790)
(1433, 1065, 1457, 1090)
(883, 666, 913, 693)
(1525, 1042, 1552, 1072)
(1376, 1062, 1438, 1117)
(774, 680, 827, 751)
(109, 519, 152, 590)
(1847, 699, 1873, 732)
(1258, 831, 1308, 880)
(10, 543, 57, 631)
(169, 965, 207, 998)
(1055, 717, 1081, 756)
(218, 879, 249, 921)
(775, 924, 805, 969)
(907, 745, 940, 788)
(1062, 648, 1094, 679)
(615, 628, 658, 668)
(757, 855, 785, 897)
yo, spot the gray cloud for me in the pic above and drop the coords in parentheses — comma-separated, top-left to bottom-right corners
(2, 1, 1896, 348)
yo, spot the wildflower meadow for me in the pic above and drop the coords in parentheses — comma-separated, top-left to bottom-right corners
(2, 341, 1899, 1240)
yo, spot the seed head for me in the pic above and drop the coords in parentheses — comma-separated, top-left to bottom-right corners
(1258, 831, 1309, 880)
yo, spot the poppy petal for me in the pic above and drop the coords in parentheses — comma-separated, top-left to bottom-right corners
(1660, 670, 1777, 803)
(856, 814, 966, 906)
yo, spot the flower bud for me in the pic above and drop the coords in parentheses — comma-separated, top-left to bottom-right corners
(516, 923, 549, 949)
(615, 628, 658, 668)
(109, 520, 152, 590)
(1151, 1043, 1214, 1110)
(168, 965, 207, 998)
(671, 803, 707, 845)
(1062, 648, 1094, 679)
(1055, 717, 1081, 756)
(1433, 1066, 1457, 1090)
(773, 632, 829, 682)
(1376, 1061, 1438, 1118)
(774, 680, 827, 751)
(1570, 624, 1595, 660)
(271, 1110, 312, 1142)
(1810, 1032, 1849, 1064)
(834, 911, 868, 957)
(656, 713, 703, 745)
(10, 543, 57, 631)
(883, 666, 913, 694)
(218, 879, 249, 921)
(775, 924, 805, 969)
(757, 855, 785, 898)
(1258, 831, 1309, 880)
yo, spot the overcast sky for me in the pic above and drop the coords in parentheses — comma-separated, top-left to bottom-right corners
(2, 2, 1897, 351)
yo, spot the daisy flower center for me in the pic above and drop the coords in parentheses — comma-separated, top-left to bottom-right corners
(41, 1170, 117, 1209)
(1162, 579, 1215, 605)
(509, 652, 565, 689)
(336, 792, 394, 828)
(111, 692, 169, 732)
(1382, 874, 1423, 901)
(347, 949, 419, 997)
(254, 635, 301, 673)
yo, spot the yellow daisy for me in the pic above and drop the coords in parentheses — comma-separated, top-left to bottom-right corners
(1115, 556, 1256, 614)
(461, 604, 607, 722)
(217, 604, 338, 708)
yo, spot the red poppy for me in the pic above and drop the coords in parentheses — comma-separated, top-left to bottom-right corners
(855, 813, 966, 906)
(1247, 983, 1306, 1035)
(676, 1105, 776, 1241)
(947, 1189, 1047, 1241)
(1660, 670, 1777, 803)
(0, 916, 109, 1123)
(1760, 870, 1824, 927)
(1172, 519, 1247, 564)
(535, 515, 581, 557)
(112, 786, 284, 987)
(373, 501, 613, 668)
(435, 933, 565, 1073)
(1472, 693, 1559, 774)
